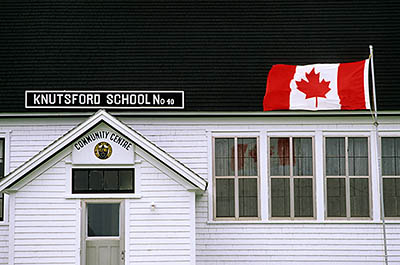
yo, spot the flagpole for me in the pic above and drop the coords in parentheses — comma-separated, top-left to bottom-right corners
(370, 44, 389, 265)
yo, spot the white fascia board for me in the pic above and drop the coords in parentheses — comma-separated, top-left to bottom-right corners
(0, 109, 207, 191)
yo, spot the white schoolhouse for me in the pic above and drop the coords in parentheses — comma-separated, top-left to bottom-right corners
(0, 0, 400, 264)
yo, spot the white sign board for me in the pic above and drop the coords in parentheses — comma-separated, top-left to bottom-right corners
(72, 124, 134, 165)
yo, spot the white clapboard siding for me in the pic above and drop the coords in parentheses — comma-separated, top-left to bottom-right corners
(2, 116, 400, 264)
(195, 193, 400, 264)
(13, 160, 77, 265)
(0, 225, 8, 265)
(128, 159, 193, 264)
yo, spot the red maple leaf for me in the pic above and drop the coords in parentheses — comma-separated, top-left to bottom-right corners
(296, 68, 331, 108)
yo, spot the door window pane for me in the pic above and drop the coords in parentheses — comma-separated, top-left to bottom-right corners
(294, 178, 313, 217)
(327, 178, 346, 217)
(216, 179, 235, 217)
(239, 178, 258, 217)
(215, 138, 235, 176)
(87, 203, 119, 237)
(348, 138, 368, 176)
(326, 138, 345, 176)
(238, 138, 258, 176)
(293, 138, 313, 176)
(270, 138, 290, 176)
(383, 178, 400, 217)
(350, 178, 370, 217)
(271, 178, 290, 217)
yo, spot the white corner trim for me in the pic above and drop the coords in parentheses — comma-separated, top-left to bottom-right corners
(190, 192, 196, 265)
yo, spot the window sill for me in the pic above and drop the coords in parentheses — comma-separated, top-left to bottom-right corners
(65, 194, 142, 199)
(207, 220, 400, 225)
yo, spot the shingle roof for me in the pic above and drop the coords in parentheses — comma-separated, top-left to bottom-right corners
(0, 1, 399, 112)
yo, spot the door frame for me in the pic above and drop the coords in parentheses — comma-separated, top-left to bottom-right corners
(80, 199, 125, 265)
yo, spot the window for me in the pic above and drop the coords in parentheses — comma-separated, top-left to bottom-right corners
(213, 137, 259, 219)
(0, 139, 4, 221)
(87, 203, 120, 237)
(325, 137, 370, 218)
(72, 169, 134, 193)
(269, 137, 314, 219)
(381, 137, 400, 217)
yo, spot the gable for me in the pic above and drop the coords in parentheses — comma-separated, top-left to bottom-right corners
(0, 110, 207, 192)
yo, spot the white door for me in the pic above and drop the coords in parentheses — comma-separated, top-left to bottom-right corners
(84, 202, 125, 265)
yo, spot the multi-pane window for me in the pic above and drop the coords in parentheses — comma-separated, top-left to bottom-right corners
(214, 137, 259, 219)
(381, 137, 400, 217)
(0, 139, 4, 221)
(269, 137, 314, 219)
(72, 169, 134, 193)
(325, 137, 370, 218)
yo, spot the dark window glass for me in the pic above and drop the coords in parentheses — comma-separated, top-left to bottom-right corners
(348, 138, 368, 176)
(350, 178, 370, 217)
(271, 178, 290, 217)
(104, 170, 119, 191)
(327, 178, 346, 217)
(293, 138, 313, 176)
(87, 203, 119, 237)
(73, 170, 89, 191)
(238, 138, 258, 176)
(216, 179, 235, 217)
(72, 169, 134, 193)
(239, 178, 258, 217)
(89, 170, 104, 191)
(270, 138, 290, 176)
(326, 138, 345, 176)
(215, 138, 235, 176)
(383, 178, 400, 217)
(382, 138, 400, 176)
(0, 139, 4, 221)
(119, 170, 134, 191)
(294, 178, 313, 217)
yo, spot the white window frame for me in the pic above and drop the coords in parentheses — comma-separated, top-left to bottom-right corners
(268, 136, 316, 220)
(212, 135, 260, 221)
(324, 135, 372, 220)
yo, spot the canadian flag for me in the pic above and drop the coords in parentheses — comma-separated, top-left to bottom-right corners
(263, 60, 370, 111)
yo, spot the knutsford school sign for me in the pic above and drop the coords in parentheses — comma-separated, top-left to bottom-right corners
(25, 90, 184, 109)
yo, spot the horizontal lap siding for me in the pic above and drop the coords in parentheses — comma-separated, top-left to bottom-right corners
(0, 225, 8, 265)
(4, 117, 400, 264)
(129, 160, 193, 264)
(13, 160, 77, 265)
(4, 122, 78, 170)
(196, 193, 400, 264)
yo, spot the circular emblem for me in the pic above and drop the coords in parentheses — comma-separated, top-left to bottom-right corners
(94, 142, 112, 160)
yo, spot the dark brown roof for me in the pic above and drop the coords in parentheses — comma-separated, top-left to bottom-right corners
(0, 1, 399, 112)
